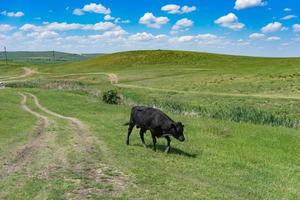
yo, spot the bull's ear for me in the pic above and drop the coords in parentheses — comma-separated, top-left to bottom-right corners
(177, 122, 184, 128)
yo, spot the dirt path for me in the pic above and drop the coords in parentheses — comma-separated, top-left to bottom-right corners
(1, 92, 127, 198)
(25, 92, 127, 198)
(50, 72, 119, 84)
(19, 93, 50, 127)
(0, 93, 50, 178)
(48, 71, 300, 100)
(3, 68, 300, 100)
(1, 67, 35, 81)
(27, 92, 85, 131)
(115, 83, 300, 101)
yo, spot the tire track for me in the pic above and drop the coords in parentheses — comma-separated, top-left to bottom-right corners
(20, 93, 50, 128)
(25, 92, 128, 198)
(26, 93, 87, 138)
(0, 93, 50, 179)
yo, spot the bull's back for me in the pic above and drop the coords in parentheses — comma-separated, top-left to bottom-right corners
(131, 106, 171, 129)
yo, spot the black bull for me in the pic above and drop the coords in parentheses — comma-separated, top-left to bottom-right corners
(124, 106, 185, 153)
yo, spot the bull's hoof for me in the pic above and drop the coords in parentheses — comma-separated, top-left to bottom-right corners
(126, 141, 129, 145)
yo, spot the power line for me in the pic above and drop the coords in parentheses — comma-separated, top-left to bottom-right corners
(4, 46, 8, 65)
(52, 50, 55, 62)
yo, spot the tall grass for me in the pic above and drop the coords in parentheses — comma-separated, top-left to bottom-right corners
(125, 96, 300, 129)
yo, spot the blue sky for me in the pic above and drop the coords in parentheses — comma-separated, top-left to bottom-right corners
(0, 0, 300, 56)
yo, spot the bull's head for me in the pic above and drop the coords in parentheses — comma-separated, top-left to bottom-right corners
(171, 122, 185, 142)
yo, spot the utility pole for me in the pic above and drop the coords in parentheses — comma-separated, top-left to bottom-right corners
(52, 50, 55, 62)
(4, 46, 8, 65)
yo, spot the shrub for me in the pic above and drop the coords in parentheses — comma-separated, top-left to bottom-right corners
(102, 90, 121, 104)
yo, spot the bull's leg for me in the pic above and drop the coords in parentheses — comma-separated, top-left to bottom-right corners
(151, 133, 157, 152)
(126, 123, 134, 145)
(139, 129, 147, 148)
(164, 136, 171, 153)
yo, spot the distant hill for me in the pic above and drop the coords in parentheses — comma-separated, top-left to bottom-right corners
(0, 51, 104, 63)
(48, 50, 300, 74)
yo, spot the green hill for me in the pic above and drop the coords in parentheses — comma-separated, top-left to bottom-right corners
(45, 50, 300, 75)
(0, 51, 104, 63)
(1, 50, 300, 199)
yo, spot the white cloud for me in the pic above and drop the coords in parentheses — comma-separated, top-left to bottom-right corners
(1, 11, 24, 17)
(197, 34, 227, 45)
(102, 27, 127, 38)
(83, 3, 111, 14)
(45, 22, 83, 31)
(65, 27, 127, 42)
(84, 22, 116, 31)
(234, 0, 267, 10)
(175, 35, 194, 42)
(266, 36, 280, 41)
(284, 8, 292, 12)
(161, 4, 180, 14)
(169, 34, 224, 45)
(20, 24, 39, 31)
(281, 15, 297, 20)
(293, 24, 300, 32)
(161, 4, 196, 14)
(139, 12, 169, 29)
(236, 39, 250, 46)
(172, 18, 193, 31)
(104, 15, 115, 21)
(249, 33, 265, 39)
(181, 6, 197, 13)
(0, 24, 15, 32)
(73, 3, 111, 16)
(261, 22, 282, 33)
(27, 31, 59, 40)
(73, 9, 84, 16)
(20, 22, 117, 32)
(129, 32, 167, 42)
(214, 13, 245, 31)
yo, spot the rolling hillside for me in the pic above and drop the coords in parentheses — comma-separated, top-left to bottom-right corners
(0, 50, 300, 199)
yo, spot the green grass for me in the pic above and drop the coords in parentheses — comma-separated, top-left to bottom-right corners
(18, 89, 300, 199)
(1, 50, 300, 199)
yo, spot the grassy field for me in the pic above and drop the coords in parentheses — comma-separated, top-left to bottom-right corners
(0, 50, 300, 199)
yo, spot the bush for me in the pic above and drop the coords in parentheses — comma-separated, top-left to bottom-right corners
(102, 90, 121, 104)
